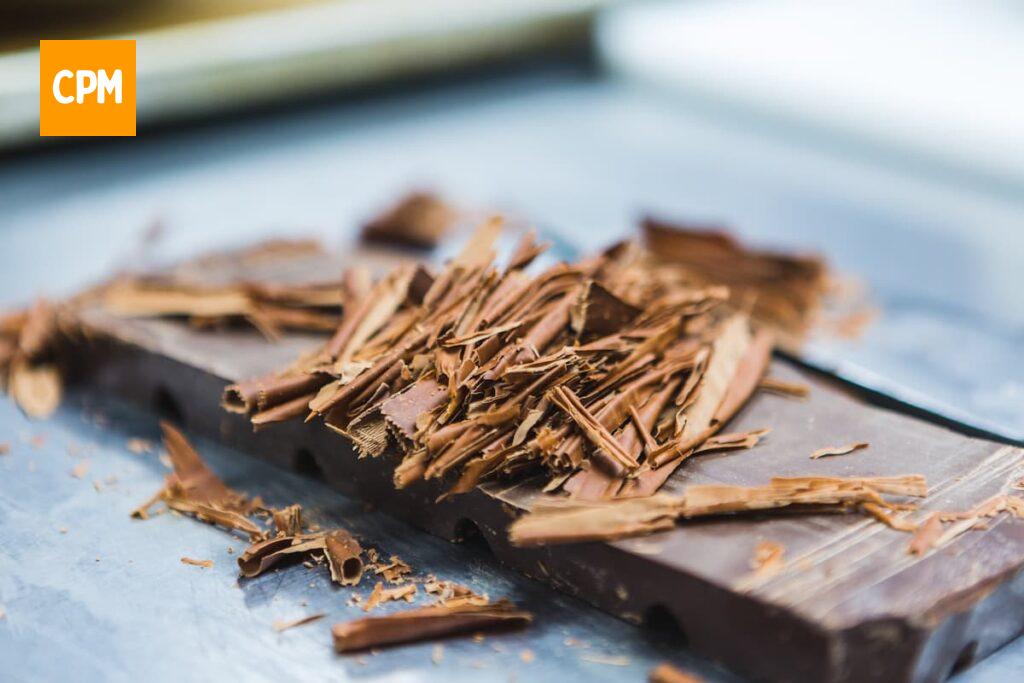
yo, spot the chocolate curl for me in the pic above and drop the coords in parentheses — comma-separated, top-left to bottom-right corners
(332, 600, 531, 652)
(222, 372, 325, 415)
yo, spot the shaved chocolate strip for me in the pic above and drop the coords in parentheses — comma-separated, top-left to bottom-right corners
(332, 600, 532, 652)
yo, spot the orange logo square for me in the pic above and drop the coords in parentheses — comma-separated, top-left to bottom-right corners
(39, 40, 136, 137)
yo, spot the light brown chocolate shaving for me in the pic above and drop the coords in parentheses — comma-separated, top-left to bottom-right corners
(511, 474, 927, 545)
(238, 529, 363, 586)
(649, 663, 704, 683)
(759, 376, 810, 399)
(132, 422, 260, 538)
(181, 557, 214, 568)
(363, 582, 417, 611)
(810, 442, 869, 459)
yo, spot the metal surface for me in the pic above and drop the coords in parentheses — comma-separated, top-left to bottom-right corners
(2, 63, 1024, 680)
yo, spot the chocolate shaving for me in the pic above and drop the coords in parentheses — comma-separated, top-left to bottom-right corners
(325, 531, 365, 586)
(649, 663, 704, 683)
(759, 376, 810, 399)
(332, 599, 531, 652)
(509, 496, 681, 546)
(810, 442, 868, 459)
(363, 582, 417, 611)
(101, 260, 345, 340)
(272, 504, 304, 537)
(181, 557, 213, 568)
(512, 475, 927, 545)
(239, 529, 363, 586)
(273, 613, 325, 632)
(642, 217, 829, 344)
(908, 494, 1024, 555)
(1, 299, 69, 418)
(132, 422, 261, 538)
(908, 513, 944, 555)
(361, 192, 456, 249)
(749, 540, 785, 577)
(862, 502, 917, 532)
(372, 555, 412, 584)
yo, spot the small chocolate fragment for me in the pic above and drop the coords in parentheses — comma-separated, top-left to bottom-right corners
(361, 192, 456, 249)
(810, 442, 869, 459)
(649, 663, 704, 683)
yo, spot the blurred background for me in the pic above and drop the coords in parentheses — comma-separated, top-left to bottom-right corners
(0, 0, 1022, 452)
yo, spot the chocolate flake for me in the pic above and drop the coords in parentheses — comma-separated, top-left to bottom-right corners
(273, 613, 326, 632)
(1, 299, 68, 418)
(332, 599, 531, 652)
(181, 557, 213, 568)
(239, 529, 363, 586)
(649, 663, 705, 683)
(749, 540, 785, 577)
(133, 422, 261, 539)
(361, 192, 456, 249)
(363, 582, 417, 611)
(372, 555, 412, 584)
(759, 376, 810, 399)
(511, 475, 927, 545)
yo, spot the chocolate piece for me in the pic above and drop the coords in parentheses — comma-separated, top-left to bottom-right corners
(332, 600, 531, 652)
(361, 192, 456, 249)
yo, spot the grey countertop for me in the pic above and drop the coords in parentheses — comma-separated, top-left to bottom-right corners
(1, 63, 1023, 681)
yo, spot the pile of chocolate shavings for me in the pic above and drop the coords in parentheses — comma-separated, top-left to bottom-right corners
(212, 218, 965, 548)
(223, 219, 792, 509)
(131, 421, 529, 649)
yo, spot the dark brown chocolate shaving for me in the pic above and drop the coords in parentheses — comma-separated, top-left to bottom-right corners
(361, 192, 456, 249)
(642, 217, 829, 345)
(332, 600, 532, 652)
